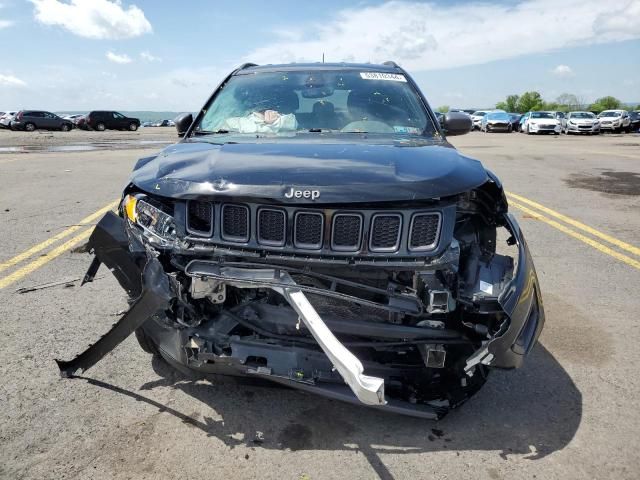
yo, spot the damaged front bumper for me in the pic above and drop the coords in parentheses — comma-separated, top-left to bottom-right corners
(57, 210, 544, 419)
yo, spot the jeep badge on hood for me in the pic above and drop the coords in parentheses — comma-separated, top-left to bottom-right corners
(284, 187, 320, 200)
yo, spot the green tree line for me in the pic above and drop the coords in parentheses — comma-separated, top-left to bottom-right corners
(493, 93, 638, 113)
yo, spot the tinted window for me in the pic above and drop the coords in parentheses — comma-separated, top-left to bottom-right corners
(530, 112, 554, 119)
(570, 112, 595, 119)
(113, 112, 125, 119)
(486, 112, 510, 121)
(197, 70, 434, 136)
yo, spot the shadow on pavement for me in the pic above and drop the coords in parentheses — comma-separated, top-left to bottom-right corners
(82, 342, 580, 480)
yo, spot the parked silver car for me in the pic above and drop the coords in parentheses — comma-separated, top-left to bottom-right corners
(562, 111, 600, 135)
(481, 111, 513, 132)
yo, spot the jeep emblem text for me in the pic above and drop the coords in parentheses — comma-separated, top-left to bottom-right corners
(284, 187, 320, 200)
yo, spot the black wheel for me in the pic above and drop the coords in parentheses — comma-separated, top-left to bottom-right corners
(135, 327, 159, 355)
(96, 122, 106, 131)
(129, 122, 138, 131)
(60, 123, 70, 132)
(24, 122, 36, 132)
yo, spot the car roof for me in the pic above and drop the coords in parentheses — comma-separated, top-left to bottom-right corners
(236, 62, 402, 75)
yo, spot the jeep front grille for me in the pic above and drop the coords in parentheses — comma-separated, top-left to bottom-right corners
(294, 212, 324, 249)
(221, 204, 249, 242)
(257, 208, 286, 246)
(409, 213, 441, 251)
(331, 214, 362, 251)
(370, 214, 402, 252)
(184, 201, 447, 257)
(186, 200, 214, 236)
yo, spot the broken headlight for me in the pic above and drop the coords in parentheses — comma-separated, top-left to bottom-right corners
(122, 194, 177, 245)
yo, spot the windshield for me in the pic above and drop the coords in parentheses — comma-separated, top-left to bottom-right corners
(600, 111, 621, 117)
(570, 112, 595, 119)
(196, 70, 434, 137)
(487, 112, 510, 121)
(530, 112, 554, 119)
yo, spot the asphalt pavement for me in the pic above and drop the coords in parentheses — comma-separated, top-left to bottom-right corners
(0, 128, 639, 479)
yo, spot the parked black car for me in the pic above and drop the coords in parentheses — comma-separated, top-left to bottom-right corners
(57, 62, 544, 420)
(508, 113, 522, 131)
(84, 111, 140, 131)
(629, 111, 640, 132)
(10, 110, 73, 132)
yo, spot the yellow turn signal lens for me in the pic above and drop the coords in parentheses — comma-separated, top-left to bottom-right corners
(123, 195, 138, 222)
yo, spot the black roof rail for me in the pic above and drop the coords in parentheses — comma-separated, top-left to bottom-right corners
(382, 60, 399, 68)
(237, 62, 258, 70)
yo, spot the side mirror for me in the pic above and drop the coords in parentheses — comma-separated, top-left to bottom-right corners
(174, 113, 193, 137)
(442, 112, 472, 136)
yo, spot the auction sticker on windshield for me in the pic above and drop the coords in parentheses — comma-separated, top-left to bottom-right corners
(360, 72, 407, 82)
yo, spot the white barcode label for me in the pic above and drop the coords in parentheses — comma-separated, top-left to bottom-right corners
(360, 72, 407, 82)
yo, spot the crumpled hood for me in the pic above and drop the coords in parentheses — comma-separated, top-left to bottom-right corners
(130, 139, 489, 204)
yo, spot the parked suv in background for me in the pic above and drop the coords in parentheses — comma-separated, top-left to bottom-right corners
(597, 110, 631, 133)
(84, 111, 140, 131)
(10, 110, 73, 132)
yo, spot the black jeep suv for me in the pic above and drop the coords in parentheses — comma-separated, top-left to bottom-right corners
(84, 110, 140, 131)
(58, 63, 544, 419)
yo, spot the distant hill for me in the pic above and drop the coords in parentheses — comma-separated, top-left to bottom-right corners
(55, 111, 186, 123)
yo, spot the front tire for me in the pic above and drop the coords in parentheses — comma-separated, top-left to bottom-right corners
(128, 122, 138, 131)
(60, 123, 70, 132)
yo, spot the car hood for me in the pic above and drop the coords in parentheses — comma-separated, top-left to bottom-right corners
(130, 139, 489, 204)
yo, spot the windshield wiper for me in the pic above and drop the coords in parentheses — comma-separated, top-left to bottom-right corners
(194, 129, 231, 135)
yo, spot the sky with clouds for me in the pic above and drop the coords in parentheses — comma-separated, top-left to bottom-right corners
(0, 0, 639, 111)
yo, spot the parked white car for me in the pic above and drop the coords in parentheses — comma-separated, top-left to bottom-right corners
(597, 110, 631, 133)
(562, 111, 600, 135)
(0, 111, 16, 129)
(521, 111, 561, 135)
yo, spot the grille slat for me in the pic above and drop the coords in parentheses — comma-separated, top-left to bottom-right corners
(186, 200, 213, 236)
(332, 214, 362, 251)
(258, 209, 286, 246)
(369, 214, 401, 252)
(294, 212, 323, 249)
(221, 204, 249, 242)
(409, 213, 441, 251)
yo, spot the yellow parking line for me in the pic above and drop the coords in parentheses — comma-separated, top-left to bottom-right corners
(507, 191, 640, 257)
(509, 200, 640, 271)
(0, 227, 95, 290)
(0, 200, 118, 274)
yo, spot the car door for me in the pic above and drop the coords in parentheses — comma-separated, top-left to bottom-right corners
(112, 112, 127, 129)
(28, 111, 44, 128)
(45, 112, 61, 129)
